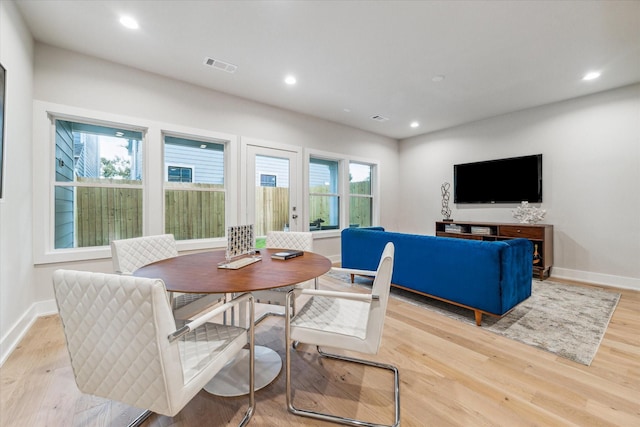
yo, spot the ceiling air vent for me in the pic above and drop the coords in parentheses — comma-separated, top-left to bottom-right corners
(203, 57, 238, 74)
(371, 115, 389, 122)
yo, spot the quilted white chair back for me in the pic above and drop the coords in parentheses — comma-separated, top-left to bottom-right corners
(111, 234, 178, 274)
(252, 231, 315, 320)
(266, 231, 313, 252)
(52, 270, 182, 416)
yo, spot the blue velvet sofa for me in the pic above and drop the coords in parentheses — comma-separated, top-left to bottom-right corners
(340, 227, 533, 325)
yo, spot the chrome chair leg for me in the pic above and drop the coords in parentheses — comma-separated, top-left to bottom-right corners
(254, 310, 285, 325)
(286, 344, 400, 427)
(128, 410, 152, 427)
(255, 276, 318, 325)
(239, 295, 256, 427)
(254, 296, 294, 325)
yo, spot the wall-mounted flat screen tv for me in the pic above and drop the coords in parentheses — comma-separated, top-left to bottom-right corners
(454, 154, 542, 204)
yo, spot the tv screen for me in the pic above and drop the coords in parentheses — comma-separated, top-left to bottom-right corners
(454, 154, 542, 204)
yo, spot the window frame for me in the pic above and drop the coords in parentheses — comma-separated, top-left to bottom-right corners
(52, 119, 145, 250)
(33, 101, 239, 264)
(161, 131, 231, 245)
(304, 148, 380, 238)
(33, 102, 380, 264)
(348, 160, 377, 229)
(33, 102, 151, 264)
(308, 156, 341, 232)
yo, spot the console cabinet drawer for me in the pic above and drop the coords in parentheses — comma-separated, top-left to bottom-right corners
(499, 225, 544, 239)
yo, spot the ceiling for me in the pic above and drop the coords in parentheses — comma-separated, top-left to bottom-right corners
(15, 0, 640, 140)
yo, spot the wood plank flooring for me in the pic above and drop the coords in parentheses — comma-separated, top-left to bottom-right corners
(1, 276, 638, 426)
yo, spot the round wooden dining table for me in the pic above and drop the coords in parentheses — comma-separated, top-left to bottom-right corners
(133, 248, 332, 397)
(133, 248, 331, 294)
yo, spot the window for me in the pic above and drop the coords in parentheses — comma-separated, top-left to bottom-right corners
(54, 120, 143, 249)
(306, 151, 378, 234)
(349, 162, 373, 228)
(164, 135, 226, 240)
(254, 155, 290, 235)
(167, 166, 193, 183)
(35, 101, 240, 263)
(260, 174, 277, 187)
(309, 157, 340, 231)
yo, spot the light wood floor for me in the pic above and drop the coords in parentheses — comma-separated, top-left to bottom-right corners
(1, 276, 639, 426)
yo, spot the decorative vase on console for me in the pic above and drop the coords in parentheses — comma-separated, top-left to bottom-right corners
(512, 201, 546, 224)
(532, 244, 542, 265)
(441, 182, 453, 222)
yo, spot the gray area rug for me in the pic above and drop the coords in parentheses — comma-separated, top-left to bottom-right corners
(327, 272, 620, 366)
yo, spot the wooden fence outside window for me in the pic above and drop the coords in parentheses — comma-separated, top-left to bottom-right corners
(76, 182, 371, 246)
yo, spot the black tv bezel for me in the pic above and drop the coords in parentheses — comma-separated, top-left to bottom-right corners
(453, 154, 543, 204)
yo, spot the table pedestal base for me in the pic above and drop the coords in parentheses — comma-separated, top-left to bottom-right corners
(204, 345, 282, 397)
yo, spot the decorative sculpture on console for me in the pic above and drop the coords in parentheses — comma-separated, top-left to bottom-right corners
(512, 201, 546, 224)
(441, 182, 453, 221)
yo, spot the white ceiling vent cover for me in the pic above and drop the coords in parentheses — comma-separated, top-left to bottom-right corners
(371, 115, 389, 122)
(203, 57, 238, 73)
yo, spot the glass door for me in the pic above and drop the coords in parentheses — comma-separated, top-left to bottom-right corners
(245, 145, 300, 245)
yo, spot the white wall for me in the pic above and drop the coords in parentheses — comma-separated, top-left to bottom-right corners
(26, 43, 400, 304)
(0, 1, 35, 364)
(399, 84, 640, 289)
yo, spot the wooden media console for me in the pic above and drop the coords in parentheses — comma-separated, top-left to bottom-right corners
(436, 221, 553, 280)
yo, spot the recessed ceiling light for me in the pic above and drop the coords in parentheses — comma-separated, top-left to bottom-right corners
(343, 108, 351, 113)
(284, 75, 297, 85)
(200, 144, 207, 149)
(582, 71, 601, 81)
(410, 121, 420, 128)
(114, 131, 124, 137)
(432, 74, 445, 82)
(119, 16, 139, 30)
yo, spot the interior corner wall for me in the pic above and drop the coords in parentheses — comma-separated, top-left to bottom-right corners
(0, 0, 35, 364)
(398, 84, 640, 289)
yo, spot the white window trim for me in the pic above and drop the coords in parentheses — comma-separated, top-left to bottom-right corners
(161, 128, 238, 252)
(33, 101, 151, 264)
(306, 152, 343, 237)
(348, 158, 380, 228)
(33, 101, 239, 264)
(240, 136, 303, 230)
(304, 148, 380, 238)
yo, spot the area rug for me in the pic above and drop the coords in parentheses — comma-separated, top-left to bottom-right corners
(326, 272, 620, 366)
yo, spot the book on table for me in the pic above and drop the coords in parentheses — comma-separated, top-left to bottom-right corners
(271, 250, 304, 260)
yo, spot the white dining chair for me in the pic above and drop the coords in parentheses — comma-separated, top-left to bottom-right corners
(284, 242, 399, 427)
(52, 269, 255, 427)
(252, 231, 315, 324)
(110, 234, 223, 319)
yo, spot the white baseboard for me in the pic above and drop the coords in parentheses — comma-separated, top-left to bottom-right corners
(551, 267, 640, 291)
(0, 299, 58, 367)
